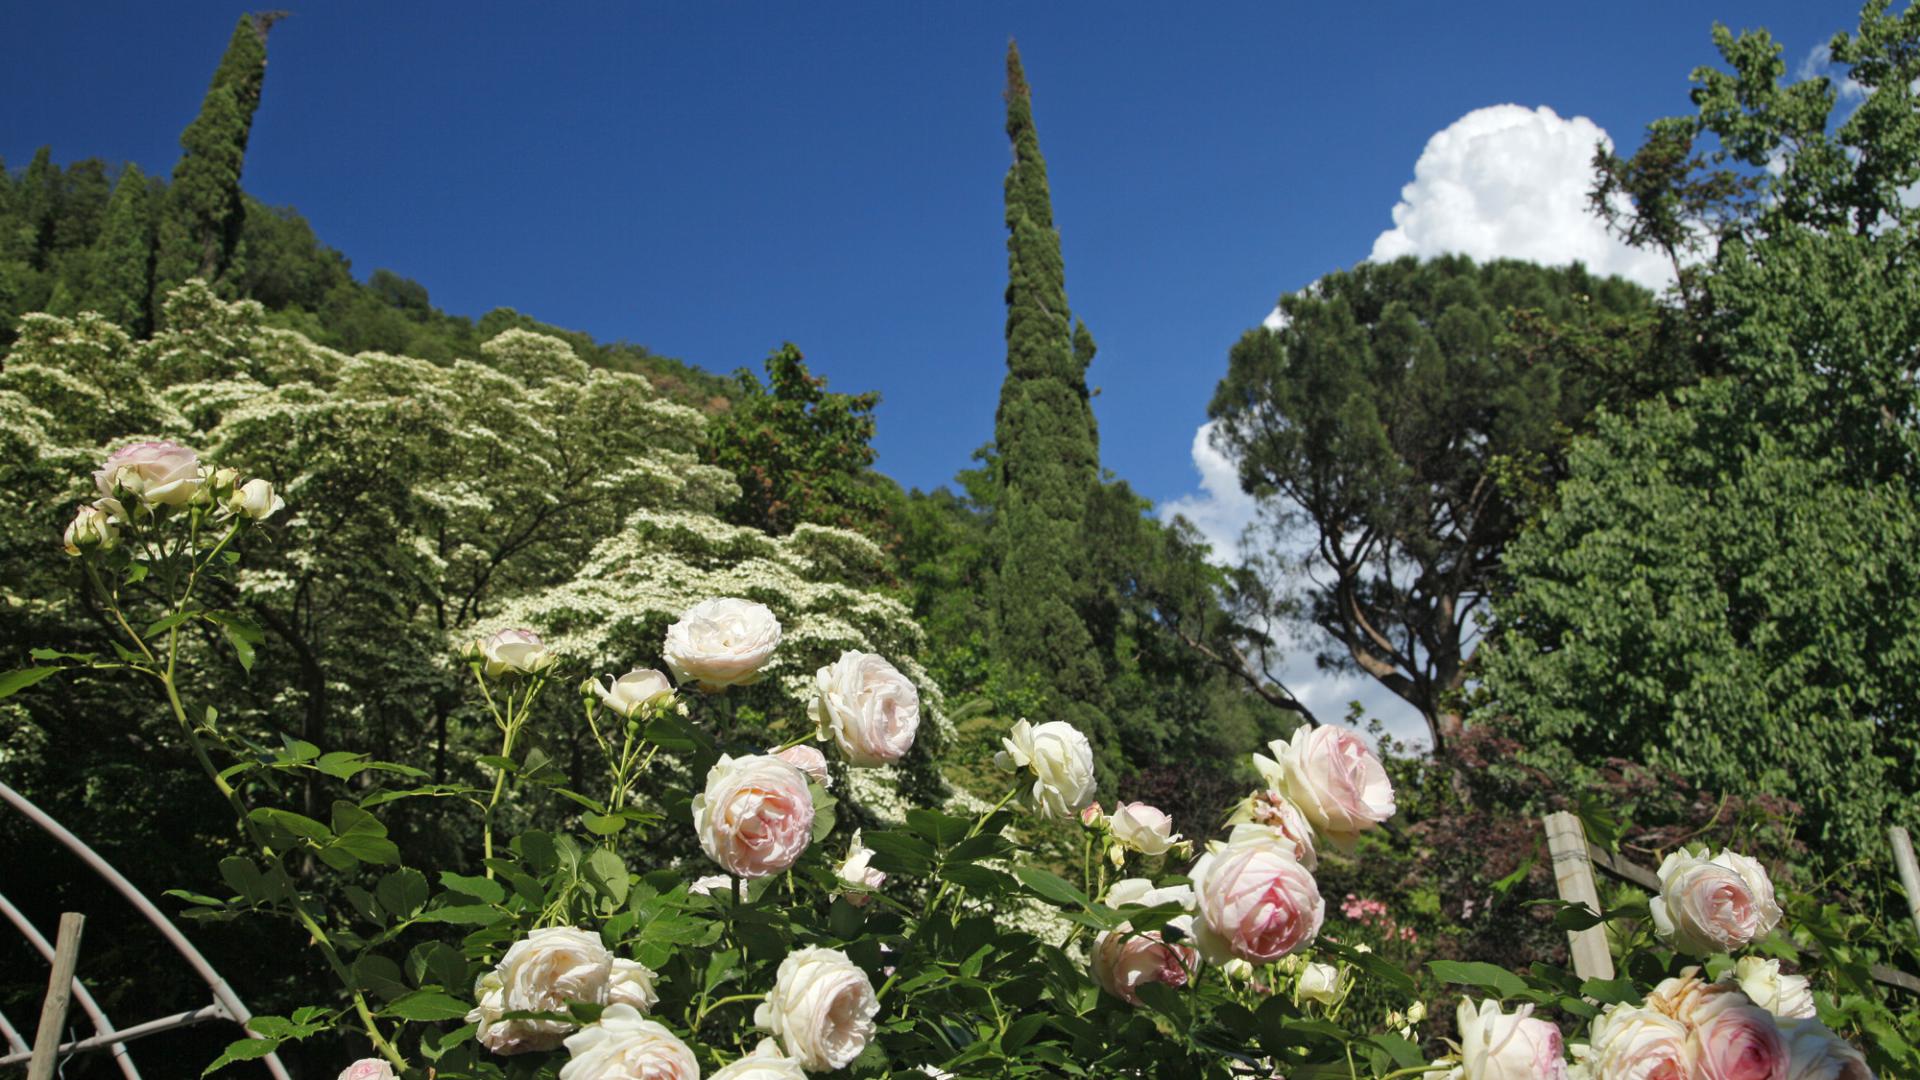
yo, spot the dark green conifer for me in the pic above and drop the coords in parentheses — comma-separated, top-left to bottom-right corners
(153, 13, 275, 318)
(991, 41, 1115, 774)
(86, 164, 158, 334)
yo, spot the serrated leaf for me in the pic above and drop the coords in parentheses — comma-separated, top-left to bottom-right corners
(1429, 959, 1530, 999)
(1014, 866, 1090, 909)
(379, 990, 472, 1021)
(202, 1037, 280, 1075)
(438, 871, 506, 905)
(375, 868, 429, 919)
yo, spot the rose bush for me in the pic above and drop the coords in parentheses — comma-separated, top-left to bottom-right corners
(2, 442, 1892, 1078)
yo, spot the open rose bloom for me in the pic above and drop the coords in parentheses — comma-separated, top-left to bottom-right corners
(754, 947, 879, 1072)
(1455, 999, 1569, 1080)
(93, 440, 202, 507)
(559, 1004, 698, 1080)
(1650, 846, 1782, 956)
(809, 650, 921, 766)
(1190, 830, 1323, 964)
(995, 718, 1097, 819)
(1254, 726, 1395, 852)
(467, 927, 653, 1055)
(664, 597, 782, 689)
(694, 754, 816, 877)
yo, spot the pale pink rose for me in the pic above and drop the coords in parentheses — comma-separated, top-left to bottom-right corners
(1779, 1019, 1873, 1080)
(754, 947, 879, 1072)
(809, 651, 920, 765)
(336, 1060, 395, 1080)
(1081, 801, 1105, 827)
(1650, 847, 1782, 956)
(229, 476, 283, 521)
(1583, 1001, 1694, 1080)
(94, 441, 202, 506)
(559, 1004, 698, 1080)
(479, 628, 557, 678)
(467, 927, 614, 1055)
(1254, 726, 1395, 851)
(1190, 833, 1324, 963)
(606, 958, 660, 1013)
(1690, 995, 1789, 1080)
(63, 498, 124, 555)
(693, 754, 815, 878)
(1092, 922, 1199, 1005)
(1110, 802, 1180, 857)
(664, 597, 781, 689)
(1455, 998, 1569, 1079)
(1243, 792, 1318, 870)
(836, 831, 887, 906)
(774, 743, 832, 787)
(1646, 968, 1740, 1027)
(1724, 957, 1816, 1020)
(595, 668, 674, 717)
(710, 1038, 809, 1080)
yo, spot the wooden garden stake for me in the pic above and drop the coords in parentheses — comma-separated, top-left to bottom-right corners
(27, 912, 85, 1080)
(1892, 825, 1920, 944)
(1543, 812, 1614, 981)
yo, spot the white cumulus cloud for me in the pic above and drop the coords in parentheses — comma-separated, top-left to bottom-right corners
(1369, 104, 1673, 291)
(1160, 421, 1258, 565)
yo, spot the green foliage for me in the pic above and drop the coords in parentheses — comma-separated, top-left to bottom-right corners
(82, 162, 159, 334)
(991, 42, 1115, 776)
(1485, 1, 1920, 870)
(1206, 255, 1660, 746)
(705, 343, 887, 536)
(153, 13, 273, 307)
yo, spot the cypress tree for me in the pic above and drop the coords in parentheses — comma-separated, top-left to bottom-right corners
(153, 13, 275, 318)
(18, 147, 59, 271)
(86, 163, 158, 335)
(991, 41, 1115, 773)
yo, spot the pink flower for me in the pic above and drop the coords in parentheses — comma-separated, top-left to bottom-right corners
(808, 651, 920, 766)
(1780, 1018, 1873, 1080)
(336, 1060, 396, 1080)
(94, 441, 202, 507)
(1246, 791, 1318, 869)
(693, 754, 815, 878)
(1109, 802, 1180, 857)
(1455, 999, 1569, 1079)
(1691, 995, 1789, 1080)
(1190, 832, 1324, 964)
(1081, 802, 1105, 827)
(1650, 847, 1782, 956)
(774, 744, 832, 787)
(1091, 924, 1199, 1005)
(1253, 726, 1395, 852)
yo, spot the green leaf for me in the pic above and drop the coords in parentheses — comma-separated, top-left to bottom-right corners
(415, 904, 507, 926)
(0, 666, 61, 699)
(248, 808, 332, 844)
(906, 808, 971, 847)
(223, 624, 256, 672)
(1000, 1012, 1049, 1053)
(124, 562, 148, 584)
(586, 849, 630, 906)
(313, 751, 369, 780)
(1553, 903, 1606, 931)
(379, 990, 472, 1022)
(202, 1037, 281, 1075)
(145, 609, 199, 638)
(1580, 977, 1643, 1005)
(437, 871, 505, 905)
(582, 812, 626, 836)
(375, 868, 429, 919)
(1013, 866, 1090, 909)
(1429, 959, 1530, 999)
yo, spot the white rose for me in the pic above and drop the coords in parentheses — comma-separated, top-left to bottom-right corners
(1649, 846, 1782, 955)
(1109, 802, 1180, 859)
(689, 873, 732, 897)
(711, 1038, 808, 1080)
(754, 947, 879, 1072)
(336, 1060, 396, 1080)
(1455, 999, 1570, 1080)
(596, 668, 675, 717)
(694, 754, 816, 878)
(1253, 726, 1395, 852)
(1106, 878, 1194, 911)
(808, 651, 920, 766)
(63, 498, 125, 556)
(1582, 1001, 1693, 1080)
(775, 744, 832, 787)
(607, 957, 660, 1013)
(1295, 962, 1342, 1006)
(94, 440, 202, 507)
(1779, 1018, 1874, 1080)
(836, 831, 887, 906)
(468, 926, 613, 1055)
(664, 597, 782, 689)
(994, 719, 1096, 819)
(480, 628, 558, 678)
(1725, 956, 1816, 1020)
(559, 1004, 698, 1080)
(228, 477, 284, 521)
(1238, 790, 1319, 870)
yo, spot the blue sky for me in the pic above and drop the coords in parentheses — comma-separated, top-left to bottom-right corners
(4, 1, 1860, 503)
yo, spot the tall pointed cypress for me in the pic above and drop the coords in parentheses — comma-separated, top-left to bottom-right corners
(86, 164, 158, 335)
(991, 41, 1114, 773)
(153, 13, 275, 318)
